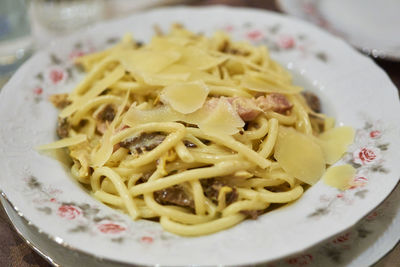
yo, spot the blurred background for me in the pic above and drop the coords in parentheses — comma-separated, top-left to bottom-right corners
(1, 0, 399, 89)
(0, 0, 399, 266)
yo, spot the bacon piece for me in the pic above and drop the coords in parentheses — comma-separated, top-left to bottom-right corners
(49, 94, 71, 109)
(56, 117, 70, 138)
(301, 91, 321, 113)
(94, 104, 116, 135)
(120, 132, 166, 154)
(154, 185, 194, 209)
(227, 97, 262, 122)
(255, 93, 292, 114)
(240, 209, 264, 219)
(206, 97, 260, 122)
(202, 179, 238, 206)
(204, 94, 292, 122)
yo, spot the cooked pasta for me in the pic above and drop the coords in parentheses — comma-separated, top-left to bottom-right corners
(42, 24, 354, 236)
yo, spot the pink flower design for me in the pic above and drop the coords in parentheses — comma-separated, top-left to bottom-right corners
(246, 30, 264, 41)
(369, 130, 381, 138)
(48, 188, 63, 195)
(69, 50, 86, 61)
(223, 25, 234, 32)
(140, 236, 154, 244)
(350, 176, 368, 189)
(332, 232, 351, 244)
(33, 87, 43, 95)
(366, 211, 379, 221)
(57, 205, 81, 220)
(277, 35, 295, 49)
(46, 66, 67, 85)
(97, 222, 126, 234)
(286, 254, 313, 266)
(353, 147, 379, 165)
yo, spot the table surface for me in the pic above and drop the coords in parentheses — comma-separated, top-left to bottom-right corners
(0, 0, 399, 266)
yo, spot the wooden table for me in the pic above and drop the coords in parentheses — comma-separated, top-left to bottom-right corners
(1, 0, 399, 266)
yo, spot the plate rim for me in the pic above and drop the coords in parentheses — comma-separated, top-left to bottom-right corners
(275, 0, 400, 62)
(2, 180, 400, 267)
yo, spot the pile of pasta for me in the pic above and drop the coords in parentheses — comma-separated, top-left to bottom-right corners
(42, 25, 354, 236)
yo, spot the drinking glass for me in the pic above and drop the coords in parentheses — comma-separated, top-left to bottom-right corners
(31, 0, 106, 32)
(0, 0, 32, 80)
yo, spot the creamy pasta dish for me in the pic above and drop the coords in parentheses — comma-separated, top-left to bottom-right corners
(42, 25, 354, 236)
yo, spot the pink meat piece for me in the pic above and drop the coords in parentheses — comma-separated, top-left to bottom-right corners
(226, 97, 262, 121)
(204, 93, 292, 122)
(205, 97, 261, 122)
(255, 93, 292, 114)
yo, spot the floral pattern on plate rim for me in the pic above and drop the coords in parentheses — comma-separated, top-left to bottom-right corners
(24, 175, 175, 245)
(219, 22, 329, 62)
(30, 21, 329, 105)
(308, 121, 390, 218)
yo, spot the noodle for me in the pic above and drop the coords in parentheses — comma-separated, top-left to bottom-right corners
(42, 25, 354, 236)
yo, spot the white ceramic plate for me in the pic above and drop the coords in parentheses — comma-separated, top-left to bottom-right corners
(0, 6, 399, 266)
(276, 0, 400, 61)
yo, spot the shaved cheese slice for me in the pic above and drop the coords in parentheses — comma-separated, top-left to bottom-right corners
(123, 105, 182, 126)
(319, 126, 355, 142)
(135, 64, 195, 86)
(224, 60, 245, 75)
(208, 85, 252, 97)
(160, 64, 193, 75)
(116, 50, 181, 74)
(179, 46, 228, 70)
(124, 99, 244, 136)
(138, 71, 190, 86)
(324, 117, 336, 131)
(189, 69, 232, 86)
(110, 81, 161, 95)
(149, 36, 190, 51)
(274, 126, 325, 185)
(198, 98, 244, 136)
(37, 134, 87, 150)
(123, 104, 204, 129)
(323, 164, 356, 190)
(92, 125, 113, 167)
(318, 126, 355, 164)
(241, 75, 301, 94)
(92, 91, 130, 167)
(161, 80, 209, 114)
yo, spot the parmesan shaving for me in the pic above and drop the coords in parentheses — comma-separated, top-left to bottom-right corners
(198, 98, 244, 135)
(92, 91, 130, 167)
(318, 126, 355, 164)
(37, 134, 87, 150)
(117, 50, 181, 74)
(241, 75, 302, 94)
(161, 80, 209, 114)
(323, 164, 356, 190)
(274, 127, 326, 185)
(179, 46, 228, 71)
